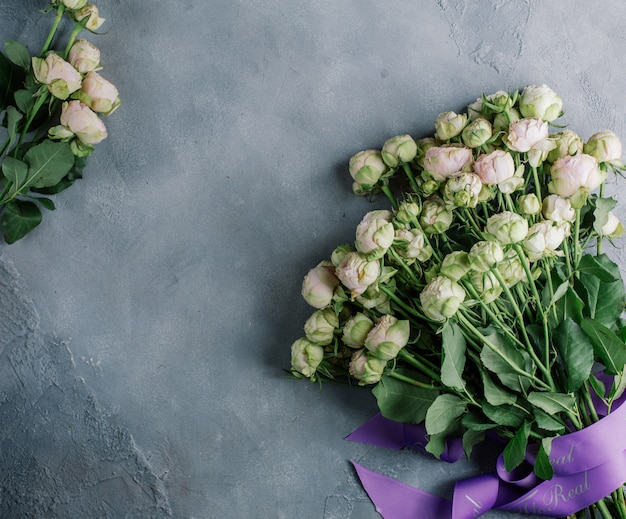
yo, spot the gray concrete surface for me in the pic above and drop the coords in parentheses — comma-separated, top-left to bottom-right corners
(1, 1, 626, 518)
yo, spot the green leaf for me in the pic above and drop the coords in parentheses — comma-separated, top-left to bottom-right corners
(581, 318, 626, 375)
(441, 321, 466, 391)
(503, 421, 531, 471)
(4, 40, 30, 70)
(479, 328, 530, 392)
(576, 273, 625, 327)
(372, 375, 439, 424)
(24, 140, 74, 189)
(0, 199, 42, 243)
(528, 391, 576, 416)
(5, 105, 23, 152)
(34, 197, 56, 211)
(462, 412, 496, 431)
(588, 374, 607, 400)
(482, 402, 527, 427)
(481, 370, 516, 406)
(424, 432, 447, 459)
(14, 88, 35, 114)
(554, 318, 594, 392)
(462, 429, 485, 459)
(534, 408, 565, 433)
(534, 439, 555, 481)
(577, 254, 620, 282)
(0, 50, 23, 112)
(550, 286, 584, 327)
(1, 156, 28, 187)
(425, 394, 466, 435)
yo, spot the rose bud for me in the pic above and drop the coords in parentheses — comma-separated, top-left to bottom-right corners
(462, 117, 493, 148)
(442, 172, 483, 208)
(596, 211, 625, 238)
(434, 111, 468, 141)
(381, 134, 418, 167)
(301, 261, 340, 309)
(355, 210, 395, 259)
(546, 129, 583, 163)
(77, 71, 121, 115)
(364, 315, 410, 361)
(335, 252, 381, 298)
(518, 84, 563, 122)
(32, 53, 82, 100)
(56, 100, 107, 145)
(439, 251, 471, 282)
(56, 0, 88, 9)
(473, 149, 515, 186)
(290, 338, 324, 379)
(523, 221, 567, 262)
(504, 118, 549, 152)
(394, 199, 421, 226)
(518, 194, 542, 215)
(548, 154, 606, 207)
(74, 4, 106, 31)
(493, 108, 521, 131)
(468, 240, 504, 272)
(303, 308, 339, 345)
(349, 349, 387, 385)
(486, 211, 529, 245)
(420, 276, 466, 322)
(67, 39, 101, 73)
(542, 194, 575, 223)
(330, 244, 354, 267)
(349, 150, 387, 190)
(342, 313, 375, 349)
(394, 228, 433, 262)
(422, 146, 473, 182)
(419, 197, 453, 234)
(469, 270, 502, 304)
(583, 130, 623, 165)
(497, 249, 526, 288)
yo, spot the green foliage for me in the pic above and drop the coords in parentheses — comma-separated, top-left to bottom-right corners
(372, 375, 439, 424)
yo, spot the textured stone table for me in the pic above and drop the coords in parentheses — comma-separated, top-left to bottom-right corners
(1, 1, 625, 517)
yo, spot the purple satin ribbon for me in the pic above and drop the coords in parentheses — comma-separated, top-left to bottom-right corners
(349, 397, 626, 518)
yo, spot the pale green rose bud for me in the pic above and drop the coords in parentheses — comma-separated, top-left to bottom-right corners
(74, 4, 106, 31)
(497, 249, 526, 288)
(394, 200, 421, 226)
(291, 337, 324, 379)
(59, 100, 107, 145)
(342, 313, 375, 349)
(519, 84, 563, 122)
(542, 194, 575, 223)
(355, 210, 395, 259)
(301, 261, 340, 309)
(548, 154, 606, 207)
(523, 221, 566, 262)
(355, 283, 392, 314)
(352, 181, 369, 196)
(469, 270, 502, 304)
(304, 308, 339, 345)
(331, 244, 354, 267)
(439, 251, 471, 281)
(547, 129, 583, 163)
(467, 98, 484, 121)
(498, 164, 525, 194)
(528, 138, 557, 168)
(468, 240, 504, 272)
(416, 137, 438, 162)
(335, 252, 381, 297)
(67, 39, 101, 73)
(434, 111, 468, 141)
(32, 54, 82, 100)
(382, 134, 418, 167)
(420, 276, 466, 322)
(364, 315, 410, 361)
(486, 211, 529, 245)
(485, 90, 516, 112)
(420, 178, 440, 197)
(493, 108, 521, 131)
(48, 124, 75, 141)
(518, 194, 541, 216)
(423, 145, 473, 182)
(596, 211, 625, 238)
(462, 118, 493, 148)
(584, 130, 623, 165)
(473, 149, 515, 186)
(504, 118, 549, 153)
(349, 150, 387, 189)
(349, 349, 387, 385)
(419, 197, 453, 234)
(77, 71, 121, 115)
(443, 172, 483, 208)
(394, 228, 433, 262)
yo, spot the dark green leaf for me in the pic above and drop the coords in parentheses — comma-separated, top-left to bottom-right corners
(554, 318, 594, 392)
(424, 432, 447, 459)
(5, 105, 22, 152)
(462, 412, 497, 431)
(550, 286, 584, 327)
(441, 321, 466, 391)
(503, 421, 531, 471)
(1, 156, 28, 186)
(34, 197, 56, 211)
(534, 408, 565, 433)
(534, 439, 555, 481)
(0, 51, 23, 112)
(14, 88, 35, 114)
(482, 402, 528, 427)
(481, 370, 516, 406)
(0, 199, 42, 243)
(528, 391, 576, 416)
(372, 375, 439, 424)
(581, 318, 626, 375)
(576, 273, 625, 327)
(24, 140, 74, 189)
(462, 429, 485, 459)
(425, 394, 466, 435)
(577, 254, 620, 282)
(480, 328, 530, 392)
(588, 374, 607, 400)
(4, 40, 30, 70)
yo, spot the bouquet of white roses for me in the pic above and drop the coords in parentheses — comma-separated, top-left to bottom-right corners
(0, 0, 119, 243)
(291, 85, 626, 519)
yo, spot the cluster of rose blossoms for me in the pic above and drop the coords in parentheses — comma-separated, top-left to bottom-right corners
(37, 0, 120, 157)
(290, 84, 624, 385)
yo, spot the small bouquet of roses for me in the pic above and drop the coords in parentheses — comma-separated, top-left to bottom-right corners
(0, 0, 119, 243)
(290, 84, 626, 519)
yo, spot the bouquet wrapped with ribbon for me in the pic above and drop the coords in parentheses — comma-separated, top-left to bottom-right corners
(290, 85, 626, 519)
